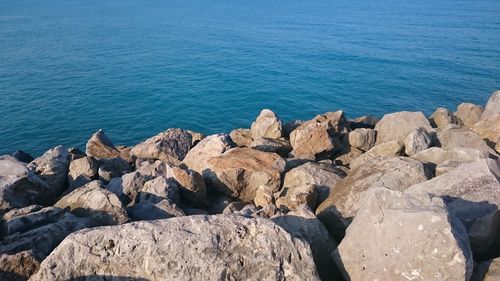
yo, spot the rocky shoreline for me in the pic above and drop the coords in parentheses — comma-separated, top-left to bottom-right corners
(1, 90, 499, 281)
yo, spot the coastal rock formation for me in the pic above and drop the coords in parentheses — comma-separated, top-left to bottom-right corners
(349, 140, 405, 169)
(374, 111, 432, 144)
(455, 103, 483, 128)
(181, 133, 234, 176)
(229, 128, 253, 147)
(30, 215, 321, 281)
(250, 137, 292, 157)
(404, 127, 432, 156)
(251, 109, 284, 140)
(348, 128, 376, 151)
(85, 129, 121, 160)
(429, 107, 460, 128)
(67, 156, 98, 189)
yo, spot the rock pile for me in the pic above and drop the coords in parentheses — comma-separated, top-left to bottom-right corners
(1, 90, 499, 281)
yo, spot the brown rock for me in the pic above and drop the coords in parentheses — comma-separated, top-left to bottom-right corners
(250, 109, 283, 139)
(85, 129, 120, 159)
(375, 111, 433, 144)
(455, 103, 483, 129)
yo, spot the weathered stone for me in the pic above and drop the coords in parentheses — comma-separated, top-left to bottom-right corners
(223, 202, 259, 218)
(290, 121, 334, 159)
(85, 129, 120, 159)
(437, 125, 496, 156)
(30, 215, 321, 281)
(283, 120, 303, 137)
(333, 146, 364, 167)
(105, 171, 147, 206)
(404, 127, 432, 156)
(482, 90, 500, 118)
(97, 157, 131, 182)
(251, 109, 283, 140)
(412, 146, 489, 166)
(473, 114, 500, 149)
(435, 159, 469, 176)
(0, 156, 51, 211)
(374, 111, 432, 144)
(206, 148, 286, 201)
(54, 181, 128, 225)
(406, 159, 500, 260)
(28, 146, 70, 198)
(3, 207, 66, 236)
(275, 185, 318, 212)
(455, 103, 483, 129)
(349, 115, 380, 129)
(168, 166, 209, 206)
(67, 157, 98, 187)
(12, 150, 34, 164)
(229, 128, 253, 147)
(349, 140, 404, 170)
(272, 205, 342, 281)
(250, 137, 292, 157)
(333, 188, 473, 281)
(127, 199, 185, 221)
(0, 250, 40, 281)
(253, 185, 274, 207)
(429, 107, 460, 128)
(316, 156, 431, 239)
(130, 128, 197, 164)
(139, 176, 180, 204)
(348, 128, 376, 151)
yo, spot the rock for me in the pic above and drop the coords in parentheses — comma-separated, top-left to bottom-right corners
(105, 171, 147, 205)
(30, 215, 321, 281)
(98, 157, 132, 183)
(333, 146, 364, 167)
(206, 148, 286, 201)
(435, 159, 469, 176)
(455, 103, 483, 128)
(139, 176, 180, 204)
(437, 126, 496, 157)
(482, 90, 500, 118)
(283, 120, 303, 137)
(406, 159, 500, 260)
(130, 128, 197, 164)
(28, 145, 70, 198)
(223, 202, 259, 217)
(250, 137, 292, 157)
(3, 207, 66, 236)
(333, 187, 473, 281)
(404, 127, 432, 156)
(168, 166, 209, 206)
(374, 111, 433, 145)
(275, 185, 318, 212)
(181, 133, 234, 176)
(12, 151, 34, 164)
(85, 129, 120, 159)
(349, 115, 380, 129)
(67, 148, 86, 160)
(272, 205, 342, 281)
(316, 156, 432, 240)
(54, 181, 129, 225)
(116, 145, 134, 163)
(127, 199, 185, 221)
(412, 146, 489, 167)
(0, 250, 40, 281)
(2, 205, 43, 221)
(229, 128, 253, 147)
(67, 157, 98, 188)
(250, 109, 283, 139)
(290, 121, 334, 159)
(468, 210, 500, 261)
(473, 114, 500, 149)
(253, 185, 274, 207)
(475, 258, 500, 281)
(429, 107, 460, 128)
(0, 156, 51, 211)
(348, 128, 376, 151)
(349, 140, 404, 170)
(206, 193, 235, 214)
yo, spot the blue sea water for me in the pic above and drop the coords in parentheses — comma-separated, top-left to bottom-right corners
(1, 0, 499, 156)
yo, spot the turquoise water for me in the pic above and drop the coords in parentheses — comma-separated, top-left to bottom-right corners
(1, 0, 499, 156)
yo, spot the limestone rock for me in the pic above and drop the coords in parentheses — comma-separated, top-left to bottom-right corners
(181, 133, 234, 176)
(127, 199, 185, 221)
(473, 114, 500, 149)
(333, 188, 473, 281)
(349, 140, 404, 170)
(455, 103, 483, 128)
(404, 127, 432, 156)
(275, 185, 318, 212)
(437, 125, 496, 156)
(67, 157, 98, 187)
(30, 215, 321, 281)
(206, 148, 286, 201)
(412, 146, 489, 166)
(130, 128, 197, 164)
(54, 181, 129, 225)
(482, 90, 500, 118)
(229, 128, 253, 147)
(28, 146, 70, 198)
(139, 176, 180, 204)
(0, 156, 51, 211)
(429, 107, 460, 128)
(316, 156, 431, 239)
(85, 129, 120, 159)
(374, 111, 432, 144)
(348, 128, 376, 151)
(250, 109, 283, 139)
(290, 121, 333, 159)
(253, 185, 274, 207)
(0, 250, 40, 281)
(250, 137, 292, 157)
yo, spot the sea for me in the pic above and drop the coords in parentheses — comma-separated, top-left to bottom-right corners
(1, 0, 499, 156)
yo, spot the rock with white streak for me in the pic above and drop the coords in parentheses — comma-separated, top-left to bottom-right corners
(404, 127, 432, 156)
(85, 129, 121, 160)
(251, 109, 284, 140)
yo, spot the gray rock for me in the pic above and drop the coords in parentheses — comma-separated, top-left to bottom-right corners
(348, 128, 376, 151)
(251, 109, 283, 140)
(0, 250, 40, 281)
(455, 103, 483, 129)
(85, 129, 121, 160)
(3, 207, 66, 236)
(229, 128, 253, 147)
(127, 199, 185, 221)
(139, 176, 180, 204)
(275, 185, 318, 212)
(374, 111, 433, 145)
(67, 157, 98, 187)
(437, 125, 496, 157)
(349, 140, 404, 170)
(333, 187, 473, 281)
(429, 107, 460, 128)
(404, 127, 432, 156)
(28, 146, 70, 198)
(482, 90, 500, 119)
(30, 215, 321, 281)
(97, 157, 131, 183)
(250, 137, 292, 157)
(105, 171, 147, 205)
(412, 147, 489, 167)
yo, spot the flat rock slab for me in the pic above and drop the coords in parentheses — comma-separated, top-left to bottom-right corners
(30, 215, 321, 281)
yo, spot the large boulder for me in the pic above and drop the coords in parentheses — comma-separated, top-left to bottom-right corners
(412, 147, 490, 167)
(67, 156, 98, 189)
(206, 148, 286, 201)
(0, 250, 40, 281)
(316, 156, 432, 239)
(374, 111, 432, 145)
(333, 188, 473, 281)
(229, 128, 253, 147)
(27, 146, 70, 198)
(437, 125, 496, 157)
(455, 103, 483, 129)
(250, 109, 283, 140)
(348, 128, 376, 151)
(406, 159, 500, 260)
(30, 215, 321, 281)
(54, 181, 129, 225)
(85, 129, 121, 160)
(473, 114, 500, 149)
(429, 107, 460, 128)
(0, 156, 51, 211)
(250, 137, 292, 157)
(130, 128, 198, 164)
(482, 90, 500, 118)
(349, 140, 404, 170)
(404, 127, 432, 156)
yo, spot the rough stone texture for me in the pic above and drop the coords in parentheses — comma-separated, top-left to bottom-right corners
(67, 157, 98, 187)
(316, 156, 432, 240)
(168, 166, 209, 206)
(429, 107, 460, 128)
(437, 125, 496, 157)
(349, 115, 380, 129)
(406, 159, 500, 260)
(482, 90, 500, 119)
(3, 207, 66, 236)
(412, 147, 490, 166)
(283, 120, 303, 137)
(349, 140, 404, 170)
(333, 146, 364, 167)
(333, 188, 473, 281)
(404, 127, 432, 156)
(181, 133, 234, 177)
(27, 146, 70, 199)
(290, 121, 334, 159)
(253, 185, 274, 207)
(229, 128, 253, 147)
(250, 109, 283, 140)
(206, 148, 286, 201)
(374, 111, 433, 145)
(475, 258, 500, 281)
(435, 159, 470, 176)
(455, 103, 483, 129)
(272, 205, 342, 281)
(473, 114, 500, 149)
(139, 176, 180, 204)
(54, 181, 129, 225)
(283, 161, 345, 204)
(85, 129, 121, 160)
(250, 137, 292, 157)
(30, 215, 321, 281)
(97, 157, 132, 183)
(348, 128, 376, 151)
(105, 171, 147, 206)
(130, 128, 196, 164)
(0, 250, 40, 281)
(275, 185, 318, 212)
(0, 156, 51, 211)
(126, 199, 185, 221)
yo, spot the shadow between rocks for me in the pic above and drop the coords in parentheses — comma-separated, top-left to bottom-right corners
(69, 276, 149, 281)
